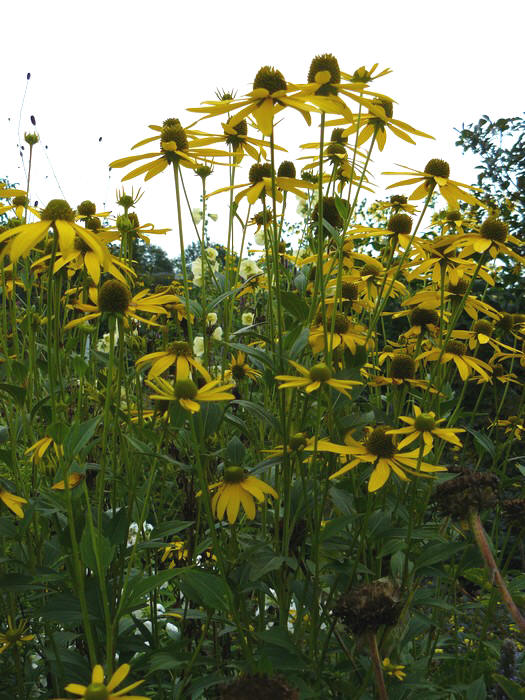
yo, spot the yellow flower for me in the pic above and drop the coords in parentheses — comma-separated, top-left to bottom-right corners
(25, 436, 63, 464)
(188, 65, 315, 137)
(276, 360, 361, 398)
(54, 663, 148, 699)
(225, 352, 262, 382)
(329, 425, 446, 492)
(0, 488, 27, 518)
(146, 376, 235, 414)
(417, 340, 493, 381)
(64, 281, 179, 330)
(0, 199, 110, 263)
(109, 120, 229, 182)
(387, 406, 465, 450)
(448, 216, 524, 264)
(384, 159, 484, 209)
(0, 617, 34, 654)
(208, 467, 278, 524)
(161, 540, 189, 568)
(308, 311, 367, 355)
(382, 657, 406, 681)
(136, 341, 211, 382)
(0, 190, 40, 219)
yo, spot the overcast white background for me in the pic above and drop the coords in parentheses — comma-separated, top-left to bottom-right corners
(2, 0, 524, 258)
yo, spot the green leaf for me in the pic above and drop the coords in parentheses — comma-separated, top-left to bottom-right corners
(123, 569, 180, 612)
(492, 674, 525, 699)
(226, 436, 245, 464)
(64, 417, 101, 460)
(0, 383, 26, 407)
(0, 574, 35, 591)
(80, 525, 114, 575)
(176, 568, 231, 611)
(250, 554, 286, 581)
(231, 400, 280, 432)
(200, 402, 222, 437)
(280, 291, 309, 322)
(465, 677, 486, 700)
(414, 542, 467, 571)
(465, 426, 496, 459)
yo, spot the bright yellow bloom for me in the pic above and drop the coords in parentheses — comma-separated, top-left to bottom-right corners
(161, 539, 190, 568)
(188, 65, 315, 137)
(208, 467, 278, 524)
(0, 617, 34, 654)
(51, 473, 85, 490)
(447, 216, 524, 264)
(54, 663, 148, 699)
(384, 159, 484, 209)
(225, 352, 262, 382)
(25, 436, 63, 464)
(146, 376, 235, 414)
(382, 657, 406, 681)
(276, 360, 361, 398)
(0, 190, 40, 219)
(329, 425, 446, 492)
(308, 311, 367, 355)
(0, 199, 110, 263)
(387, 406, 465, 450)
(64, 281, 179, 329)
(0, 488, 27, 518)
(417, 341, 493, 381)
(136, 341, 211, 382)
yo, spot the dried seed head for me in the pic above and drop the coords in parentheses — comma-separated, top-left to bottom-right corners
(312, 196, 343, 232)
(277, 160, 296, 179)
(365, 426, 396, 459)
(480, 217, 508, 242)
(331, 128, 348, 144)
(433, 470, 499, 519)
(98, 280, 131, 314)
(341, 282, 358, 301)
(161, 124, 188, 152)
(84, 216, 101, 231)
(446, 279, 469, 296)
(249, 163, 272, 184)
(389, 353, 416, 380)
(444, 340, 465, 356)
(410, 306, 439, 328)
(41, 199, 75, 222)
(388, 213, 413, 235)
(77, 200, 96, 217)
(334, 579, 402, 634)
(253, 66, 287, 94)
(424, 159, 450, 179)
(308, 54, 340, 95)
(473, 320, 493, 336)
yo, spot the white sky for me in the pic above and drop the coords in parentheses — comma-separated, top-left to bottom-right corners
(2, 0, 524, 258)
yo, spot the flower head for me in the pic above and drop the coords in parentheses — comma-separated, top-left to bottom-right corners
(54, 663, 148, 699)
(208, 467, 278, 524)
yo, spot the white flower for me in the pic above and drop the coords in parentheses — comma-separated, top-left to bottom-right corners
(205, 247, 218, 262)
(241, 312, 254, 326)
(254, 230, 266, 246)
(296, 191, 318, 220)
(96, 325, 119, 353)
(211, 326, 223, 341)
(191, 208, 203, 224)
(239, 258, 262, 280)
(206, 312, 218, 326)
(166, 623, 181, 641)
(193, 335, 205, 357)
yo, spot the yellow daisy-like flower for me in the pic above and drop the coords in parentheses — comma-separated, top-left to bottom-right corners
(382, 657, 406, 681)
(417, 340, 492, 381)
(263, 432, 354, 460)
(161, 539, 190, 568)
(136, 341, 211, 382)
(54, 663, 148, 699)
(384, 159, 484, 209)
(276, 360, 361, 398)
(109, 121, 229, 182)
(146, 376, 235, 414)
(208, 467, 278, 524)
(448, 216, 524, 264)
(329, 425, 446, 492)
(308, 311, 367, 355)
(0, 488, 27, 518)
(0, 199, 109, 263)
(387, 405, 465, 450)
(64, 280, 179, 330)
(0, 617, 35, 654)
(402, 281, 499, 321)
(0, 191, 40, 219)
(25, 436, 63, 464)
(224, 351, 262, 382)
(491, 416, 524, 440)
(188, 65, 315, 137)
